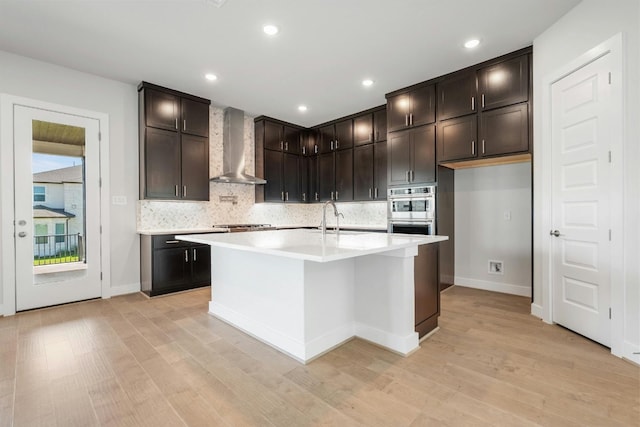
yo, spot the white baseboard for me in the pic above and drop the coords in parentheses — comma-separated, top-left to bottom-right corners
(354, 322, 419, 356)
(454, 276, 531, 297)
(108, 282, 140, 297)
(624, 341, 640, 366)
(531, 303, 544, 319)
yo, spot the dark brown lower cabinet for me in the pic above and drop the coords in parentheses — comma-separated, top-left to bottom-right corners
(415, 243, 440, 338)
(141, 234, 211, 297)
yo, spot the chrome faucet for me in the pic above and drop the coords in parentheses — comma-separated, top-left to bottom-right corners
(321, 200, 344, 235)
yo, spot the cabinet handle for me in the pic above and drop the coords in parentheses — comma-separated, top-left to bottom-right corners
(302, 192, 306, 202)
(330, 140, 334, 151)
(281, 191, 285, 201)
(315, 192, 319, 201)
(285, 192, 289, 201)
(285, 142, 289, 151)
(471, 96, 475, 111)
(331, 191, 334, 200)
(184, 250, 188, 262)
(302, 146, 306, 155)
(482, 140, 485, 154)
(183, 186, 187, 198)
(175, 117, 178, 130)
(405, 114, 409, 126)
(280, 141, 284, 150)
(193, 248, 197, 261)
(175, 185, 179, 197)
(165, 240, 179, 244)
(374, 188, 379, 199)
(314, 145, 318, 154)
(472, 141, 475, 155)
(409, 113, 413, 126)
(335, 191, 339, 200)
(369, 188, 372, 199)
(481, 94, 485, 108)
(335, 140, 339, 149)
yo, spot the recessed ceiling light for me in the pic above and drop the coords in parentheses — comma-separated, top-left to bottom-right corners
(263, 25, 279, 36)
(205, 73, 218, 81)
(362, 79, 374, 87)
(464, 39, 480, 49)
(298, 105, 308, 112)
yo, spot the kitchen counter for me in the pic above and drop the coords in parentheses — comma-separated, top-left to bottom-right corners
(137, 227, 229, 235)
(177, 229, 448, 363)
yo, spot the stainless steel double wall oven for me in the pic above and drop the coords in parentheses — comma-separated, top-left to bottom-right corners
(387, 185, 436, 235)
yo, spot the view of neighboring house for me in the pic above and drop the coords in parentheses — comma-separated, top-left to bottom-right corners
(32, 164, 84, 259)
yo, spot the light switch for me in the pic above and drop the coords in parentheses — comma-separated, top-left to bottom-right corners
(503, 210, 511, 221)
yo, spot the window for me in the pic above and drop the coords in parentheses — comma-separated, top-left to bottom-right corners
(33, 186, 46, 202)
(55, 223, 65, 243)
(35, 223, 48, 244)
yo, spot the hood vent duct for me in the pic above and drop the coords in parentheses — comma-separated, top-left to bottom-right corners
(210, 107, 266, 185)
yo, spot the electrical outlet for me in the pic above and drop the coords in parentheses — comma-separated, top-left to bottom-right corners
(489, 260, 503, 275)
(503, 210, 512, 221)
(112, 196, 127, 205)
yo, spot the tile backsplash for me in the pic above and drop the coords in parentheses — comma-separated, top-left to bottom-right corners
(138, 106, 387, 231)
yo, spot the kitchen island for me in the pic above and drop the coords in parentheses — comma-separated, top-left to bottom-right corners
(178, 229, 447, 363)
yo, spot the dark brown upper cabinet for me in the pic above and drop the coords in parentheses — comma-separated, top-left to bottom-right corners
(354, 141, 387, 201)
(373, 109, 387, 142)
(478, 55, 529, 111)
(388, 125, 435, 186)
(479, 103, 529, 157)
(262, 150, 302, 203)
(263, 120, 302, 154)
(387, 84, 436, 132)
(437, 115, 478, 163)
(318, 119, 353, 153)
(139, 82, 210, 201)
(437, 70, 477, 121)
(354, 114, 373, 146)
(335, 149, 353, 202)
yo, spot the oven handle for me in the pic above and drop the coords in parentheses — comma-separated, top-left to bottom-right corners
(389, 196, 434, 203)
(389, 220, 434, 226)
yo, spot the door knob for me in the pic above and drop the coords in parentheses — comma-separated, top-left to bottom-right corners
(549, 230, 562, 237)
(18, 231, 27, 237)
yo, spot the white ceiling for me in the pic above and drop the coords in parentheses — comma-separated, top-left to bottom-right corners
(0, 0, 580, 127)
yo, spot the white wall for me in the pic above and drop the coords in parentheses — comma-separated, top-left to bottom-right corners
(533, 0, 640, 362)
(0, 50, 140, 301)
(454, 163, 532, 297)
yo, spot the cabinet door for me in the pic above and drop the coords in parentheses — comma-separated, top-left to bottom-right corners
(354, 114, 373, 146)
(335, 149, 353, 201)
(479, 103, 528, 157)
(478, 55, 529, 111)
(303, 129, 318, 156)
(181, 135, 210, 201)
(373, 141, 387, 200)
(190, 245, 211, 285)
(437, 115, 478, 162)
(181, 98, 209, 137)
(153, 247, 190, 291)
(388, 130, 412, 185)
(411, 125, 436, 184)
(410, 85, 436, 127)
(300, 154, 309, 202)
(414, 243, 439, 338)
(318, 125, 335, 154)
(145, 89, 178, 131)
(334, 119, 353, 150)
(283, 125, 300, 153)
(264, 149, 284, 201)
(144, 127, 181, 199)
(353, 144, 374, 200)
(387, 93, 411, 132)
(283, 152, 301, 202)
(264, 121, 283, 151)
(373, 109, 387, 142)
(318, 152, 334, 201)
(437, 71, 477, 121)
(307, 156, 319, 202)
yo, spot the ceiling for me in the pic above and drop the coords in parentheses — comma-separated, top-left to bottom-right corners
(0, 0, 580, 127)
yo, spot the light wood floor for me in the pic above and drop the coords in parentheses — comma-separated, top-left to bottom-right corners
(0, 286, 638, 426)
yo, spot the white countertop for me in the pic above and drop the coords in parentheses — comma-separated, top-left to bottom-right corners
(177, 229, 448, 263)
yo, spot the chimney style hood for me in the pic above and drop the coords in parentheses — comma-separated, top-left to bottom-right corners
(210, 107, 266, 185)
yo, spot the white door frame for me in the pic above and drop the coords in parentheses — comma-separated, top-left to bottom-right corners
(0, 95, 111, 316)
(537, 33, 624, 357)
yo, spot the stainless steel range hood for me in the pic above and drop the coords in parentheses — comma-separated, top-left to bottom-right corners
(210, 107, 266, 185)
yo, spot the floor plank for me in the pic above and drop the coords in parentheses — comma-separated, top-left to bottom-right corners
(0, 285, 637, 426)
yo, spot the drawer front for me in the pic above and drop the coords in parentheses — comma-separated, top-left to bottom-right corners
(152, 234, 192, 250)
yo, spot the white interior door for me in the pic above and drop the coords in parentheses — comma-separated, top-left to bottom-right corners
(550, 53, 613, 347)
(14, 105, 102, 311)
